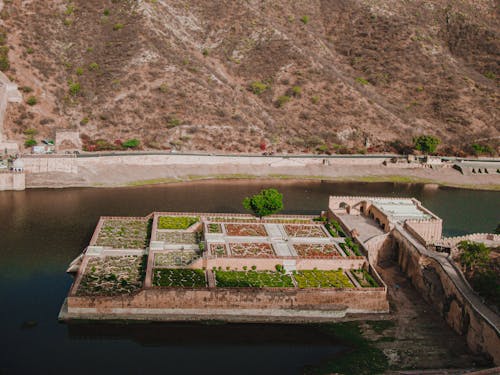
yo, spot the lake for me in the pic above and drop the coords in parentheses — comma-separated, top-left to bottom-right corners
(0, 180, 498, 374)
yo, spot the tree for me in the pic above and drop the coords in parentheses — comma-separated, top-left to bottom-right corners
(495, 223, 500, 235)
(413, 135, 440, 154)
(458, 241, 490, 275)
(243, 188, 283, 218)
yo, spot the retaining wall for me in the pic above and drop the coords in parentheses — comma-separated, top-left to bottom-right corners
(0, 172, 25, 191)
(393, 227, 500, 365)
(67, 286, 389, 315)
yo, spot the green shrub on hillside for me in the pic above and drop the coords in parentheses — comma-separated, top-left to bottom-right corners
(250, 81, 269, 95)
(122, 139, 140, 149)
(413, 135, 440, 153)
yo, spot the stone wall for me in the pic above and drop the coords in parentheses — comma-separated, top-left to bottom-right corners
(393, 227, 500, 365)
(67, 286, 389, 314)
(405, 219, 443, 244)
(23, 156, 78, 174)
(0, 172, 25, 191)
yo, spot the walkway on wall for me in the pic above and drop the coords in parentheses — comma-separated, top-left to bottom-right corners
(396, 224, 500, 334)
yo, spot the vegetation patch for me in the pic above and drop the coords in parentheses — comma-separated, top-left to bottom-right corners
(156, 231, 200, 244)
(153, 269, 206, 287)
(293, 270, 354, 288)
(207, 223, 222, 233)
(210, 243, 227, 257)
(77, 256, 146, 296)
(229, 242, 275, 258)
(215, 271, 293, 288)
(294, 244, 341, 258)
(158, 216, 199, 230)
(96, 219, 150, 249)
(457, 241, 499, 310)
(352, 269, 379, 287)
(154, 251, 200, 267)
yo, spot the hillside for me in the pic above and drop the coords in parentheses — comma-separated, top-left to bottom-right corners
(1, 0, 499, 154)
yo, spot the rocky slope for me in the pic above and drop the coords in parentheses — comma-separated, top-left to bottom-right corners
(1, 0, 499, 154)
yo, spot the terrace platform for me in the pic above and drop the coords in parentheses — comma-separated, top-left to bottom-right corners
(61, 211, 389, 322)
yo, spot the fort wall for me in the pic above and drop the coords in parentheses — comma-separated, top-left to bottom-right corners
(67, 286, 389, 316)
(393, 226, 500, 365)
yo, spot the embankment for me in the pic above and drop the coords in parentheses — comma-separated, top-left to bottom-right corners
(20, 154, 500, 190)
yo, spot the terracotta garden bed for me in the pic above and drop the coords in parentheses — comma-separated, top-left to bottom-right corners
(229, 242, 275, 258)
(225, 224, 267, 236)
(293, 243, 341, 258)
(284, 225, 327, 238)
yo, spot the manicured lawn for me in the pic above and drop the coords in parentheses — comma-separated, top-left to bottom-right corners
(352, 269, 379, 287)
(293, 270, 354, 288)
(153, 269, 206, 287)
(158, 216, 199, 230)
(215, 270, 293, 287)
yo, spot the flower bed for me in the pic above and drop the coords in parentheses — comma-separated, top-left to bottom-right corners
(207, 217, 259, 223)
(153, 269, 206, 287)
(293, 270, 354, 288)
(352, 269, 379, 288)
(95, 219, 150, 249)
(215, 270, 293, 288)
(77, 256, 146, 296)
(154, 251, 200, 267)
(293, 244, 341, 258)
(229, 242, 275, 258)
(158, 216, 199, 230)
(156, 231, 200, 244)
(210, 243, 227, 257)
(225, 224, 267, 236)
(284, 225, 327, 238)
(207, 223, 223, 233)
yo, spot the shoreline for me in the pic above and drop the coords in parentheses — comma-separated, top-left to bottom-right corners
(7, 153, 499, 191)
(25, 173, 500, 191)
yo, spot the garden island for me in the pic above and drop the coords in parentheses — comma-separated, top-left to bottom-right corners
(59, 191, 500, 363)
(60, 192, 391, 322)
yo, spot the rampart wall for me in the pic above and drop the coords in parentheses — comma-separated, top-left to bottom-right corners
(67, 286, 389, 315)
(393, 226, 500, 365)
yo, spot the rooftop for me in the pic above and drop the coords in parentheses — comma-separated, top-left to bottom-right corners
(372, 198, 431, 222)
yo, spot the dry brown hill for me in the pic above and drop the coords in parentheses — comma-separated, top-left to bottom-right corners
(2, 0, 499, 154)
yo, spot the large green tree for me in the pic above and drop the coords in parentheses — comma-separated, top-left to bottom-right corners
(458, 240, 490, 275)
(413, 135, 440, 154)
(243, 188, 283, 218)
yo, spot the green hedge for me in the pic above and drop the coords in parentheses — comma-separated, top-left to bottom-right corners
(215, 271, 293, 288)
(293, 270, 353, 288)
